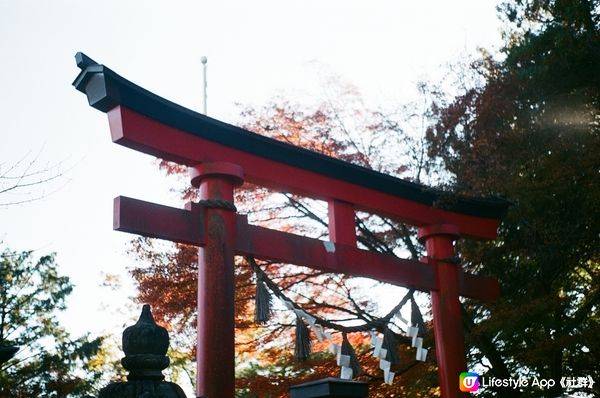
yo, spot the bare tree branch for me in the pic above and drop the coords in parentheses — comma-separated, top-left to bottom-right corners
(0, 149, 70, 208)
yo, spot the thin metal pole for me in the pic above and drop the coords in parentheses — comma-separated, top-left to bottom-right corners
(201, 56, 208, 115)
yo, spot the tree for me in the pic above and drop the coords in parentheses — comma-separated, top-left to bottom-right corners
(427, 1, 599, 396)
(0, 246, 104, 397)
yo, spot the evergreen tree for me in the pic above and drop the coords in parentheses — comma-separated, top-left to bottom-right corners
(427, 1, 599, 396)
(0, 247, 104, 398)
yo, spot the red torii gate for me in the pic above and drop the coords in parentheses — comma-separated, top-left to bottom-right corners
(73, 52, 508, 398)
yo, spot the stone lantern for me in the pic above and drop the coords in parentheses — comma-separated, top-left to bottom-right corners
(98, 305, 187, 398)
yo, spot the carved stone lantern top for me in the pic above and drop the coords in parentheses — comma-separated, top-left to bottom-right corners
(98, 305, 187, 398)
(122, 304, 170, 381)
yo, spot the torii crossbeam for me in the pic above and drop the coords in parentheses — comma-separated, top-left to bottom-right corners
(73, 52, 508, 398)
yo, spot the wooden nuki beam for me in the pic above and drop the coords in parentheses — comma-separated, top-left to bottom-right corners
(114, 196, 205, 246)
(236, 217, 437, 292)
(114, 196, 500, 301)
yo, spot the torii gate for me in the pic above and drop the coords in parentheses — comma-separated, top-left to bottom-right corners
(73, 52, 508, 398)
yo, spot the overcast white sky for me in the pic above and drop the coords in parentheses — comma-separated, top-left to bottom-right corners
(0, 0, 503, 368)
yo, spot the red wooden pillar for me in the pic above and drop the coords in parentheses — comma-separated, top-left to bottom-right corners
(190, 162, 243, 398)
(418, 224, 467, 398)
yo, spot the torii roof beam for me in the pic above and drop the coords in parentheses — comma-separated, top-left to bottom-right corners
(73, 53, 508, 240)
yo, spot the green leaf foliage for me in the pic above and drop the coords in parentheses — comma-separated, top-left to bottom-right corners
(428, 1, 599, 397)
(0, 247, 104, 398)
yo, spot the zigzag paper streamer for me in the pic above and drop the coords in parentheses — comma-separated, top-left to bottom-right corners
(379, 358, 391, 371)
(414, 337, 423, 350)
(372, 336, 383, 358)
(330, 342, 340, 355)
(340, 366, 353, 380)
(384, 369, 395, 385)
(337, 353, 351, 367)
(314, 325, 326, 341)
(406, 325, 429, 362)
(378, 348, 388, 360)
(368, 331, 398, 385)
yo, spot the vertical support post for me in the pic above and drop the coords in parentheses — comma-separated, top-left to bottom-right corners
(418, 224, 467, 398)
(327, 199, 357, 247)
(190, 162, 243, 398)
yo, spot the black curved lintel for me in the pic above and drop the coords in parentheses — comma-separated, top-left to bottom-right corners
(72, 52, 510, 220)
